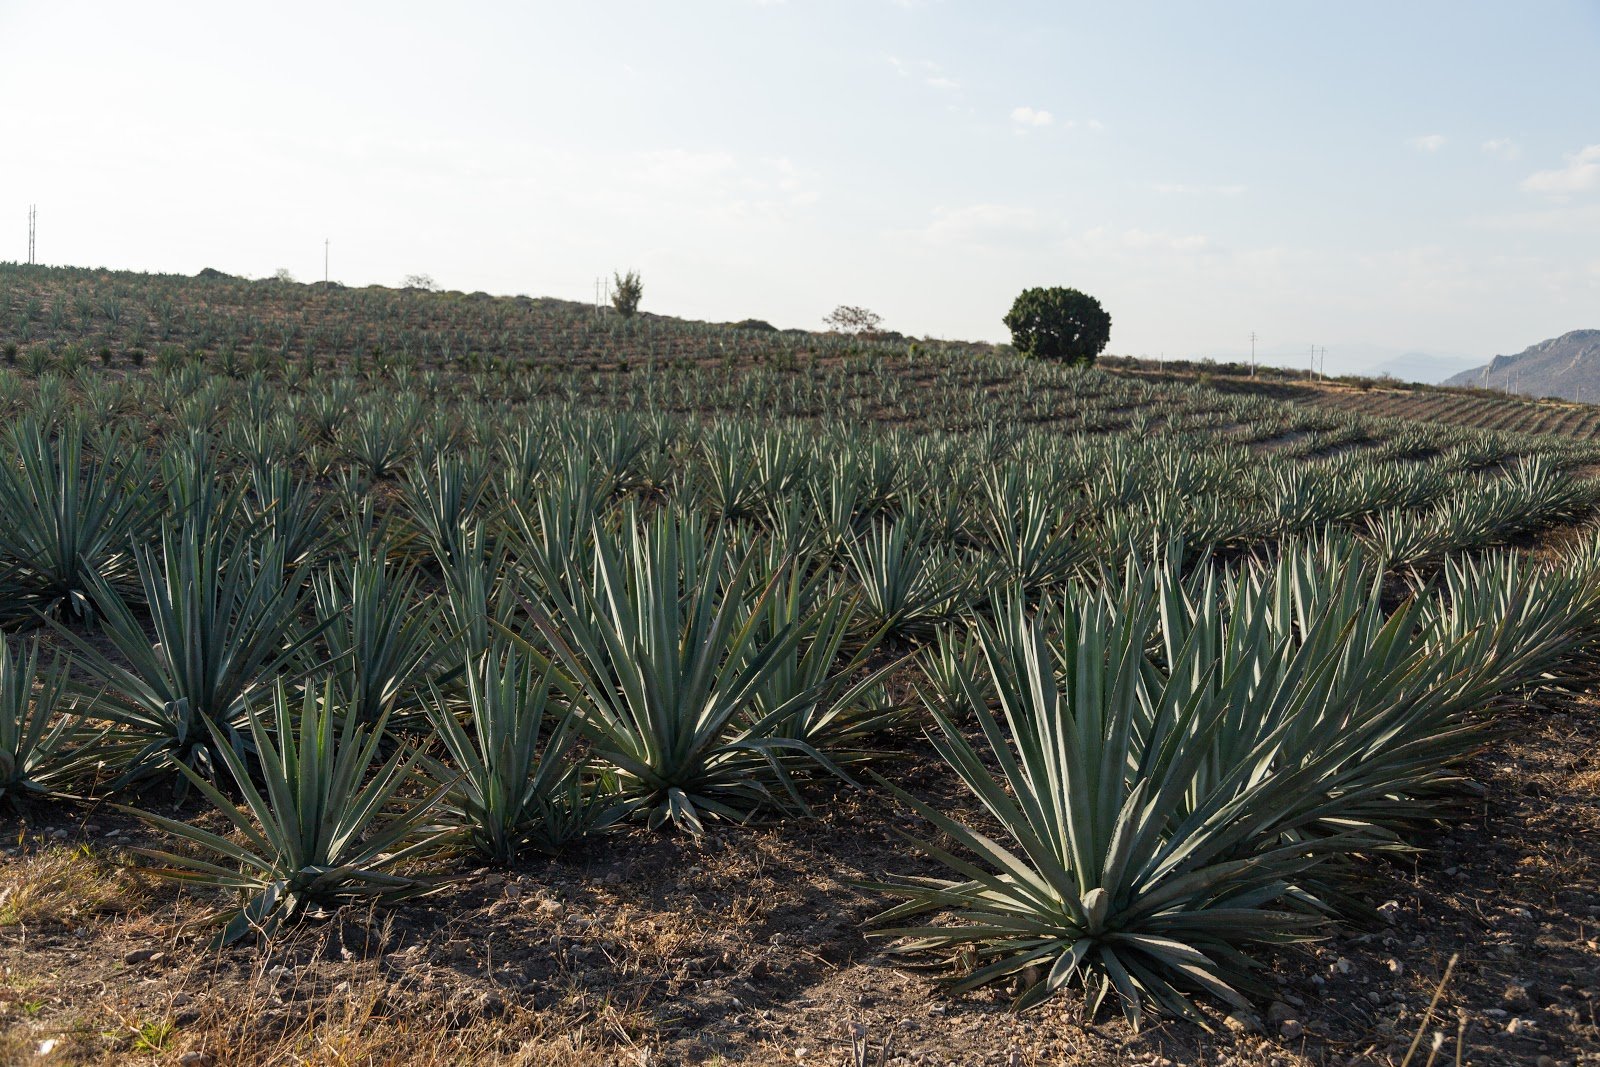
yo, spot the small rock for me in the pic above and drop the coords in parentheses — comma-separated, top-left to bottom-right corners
(1502, 983, 1531, 1009)
(1267, 1001, 1295, 1025)
(1386, 958, 1404, 977)
(1279, 1018, 1304, 1040)
(1536, 1057, 1556, 1067)
(171, 992, 193, 1007)
(1224, 1010, 1262, 1034)
(124, 948, 159, 965)
(1333, 957, 1352, 975)
(1505, 1017, 1534, 1035)
(1377, 901, 1401, 924)
(177, 1052, 213, 1065)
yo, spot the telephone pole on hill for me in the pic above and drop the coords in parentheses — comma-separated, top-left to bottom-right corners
(1249, 331, 1257, 377)
(324, 238, 329, 284)
(27, 204, 36, 264)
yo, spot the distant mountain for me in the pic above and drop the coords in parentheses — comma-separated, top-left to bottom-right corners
(1444, 330, 1600, 400)
(1212, 343, 1478, 384)
(1363, 351, 1481, 384)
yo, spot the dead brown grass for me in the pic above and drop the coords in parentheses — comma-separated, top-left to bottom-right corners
(0, 842, 149, 930)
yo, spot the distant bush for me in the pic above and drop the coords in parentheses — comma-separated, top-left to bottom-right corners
(733, 318, 777, 332)
(1004, 287, 1111, 366)
(612, 271, 643, 319)
(823, 305, 882, 335)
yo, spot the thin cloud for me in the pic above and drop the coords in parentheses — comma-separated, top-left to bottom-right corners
(1410, 134, 1447, 152)
(1481, 138, 1521, 160)
(1522, 144, 1600, 195)
(888, 55, 960, 91)
(1011, 106, 1053, 127)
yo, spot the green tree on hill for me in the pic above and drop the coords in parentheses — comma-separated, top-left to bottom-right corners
(1003, 287, 1111, 366)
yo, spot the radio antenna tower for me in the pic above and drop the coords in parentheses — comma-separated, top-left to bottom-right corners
(27, 204, 36, 264)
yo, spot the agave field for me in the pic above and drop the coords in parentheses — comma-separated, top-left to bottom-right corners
(2, 266, 1600, 1065)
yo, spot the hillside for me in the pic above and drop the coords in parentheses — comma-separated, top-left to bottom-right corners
(0, 262, 980, 378)
(1444, 328, 1600, 400)
(1, 261, 1599, 1066)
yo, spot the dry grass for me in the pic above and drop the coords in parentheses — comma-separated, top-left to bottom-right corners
(0, 842, 149, 930)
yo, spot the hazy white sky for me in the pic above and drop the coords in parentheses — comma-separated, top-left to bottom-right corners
(2, 2, 1597, 372)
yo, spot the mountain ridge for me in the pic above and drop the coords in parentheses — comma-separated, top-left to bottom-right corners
(1444, 330, 1600, 400)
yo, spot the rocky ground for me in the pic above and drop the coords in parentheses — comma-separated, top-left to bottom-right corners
(2, 688, 1597, 1067)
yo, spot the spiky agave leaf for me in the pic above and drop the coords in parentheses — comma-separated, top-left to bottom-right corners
(122, 679, 456, 946)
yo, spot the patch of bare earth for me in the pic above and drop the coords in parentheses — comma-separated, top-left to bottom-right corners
(2, 697, 1597, 1067)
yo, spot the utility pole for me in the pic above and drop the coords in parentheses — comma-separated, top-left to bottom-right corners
(1250, 331, 1257, 377)
(27, 204, 36, 264)
(1319, 346, 1328, 378)
(1310, 344, 1317, 381)
(324, 238, 329, 284)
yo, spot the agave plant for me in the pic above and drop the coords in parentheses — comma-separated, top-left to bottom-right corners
(428, 641, 622, 863)
(0, 634, 91, 804)
(338, 398, 422, 481)
(0, 417, 158, 623)
(976, 464, 1085, 595)
(527, 507, 848, 834)
(399, 452, 492, 568)
(311, 547, 442, 728)
(868, 582, 1349, 1026)
(737, 556, 906, 763)
(125, 680, 455, 945)
(841, 515, 973, 639)
(57, 518, 324, 785)
(865, 536, 1559, 1025)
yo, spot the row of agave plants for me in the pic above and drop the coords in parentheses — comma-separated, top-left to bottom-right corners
(0, 372, 1594, 604)
(3, 388, 1600, 1026)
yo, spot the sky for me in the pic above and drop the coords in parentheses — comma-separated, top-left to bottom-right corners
(2, 1, 1598, 377)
